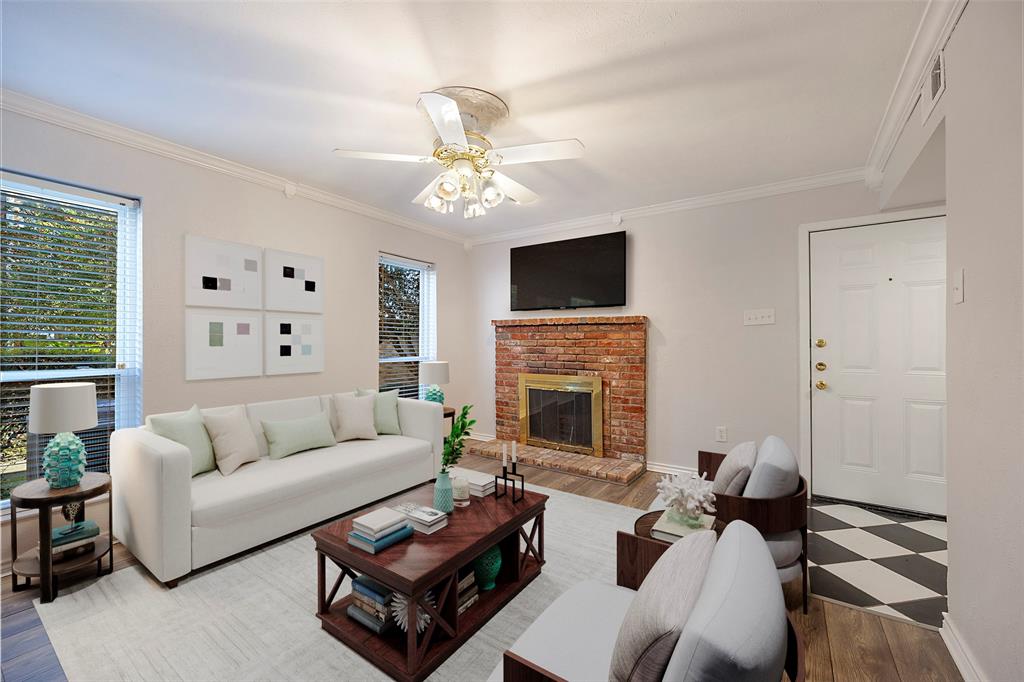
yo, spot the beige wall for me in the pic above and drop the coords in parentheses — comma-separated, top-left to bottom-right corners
(943, 1, 1024, 678)
(0, 112, 475, 417)
(465, 182, 880, 470)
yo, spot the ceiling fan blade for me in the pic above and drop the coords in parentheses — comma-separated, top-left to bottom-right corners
(488, 138, 584, 166)
(490, 171, 539, 205)
(418, 92, 469, 148)
(333, 149, 433, 163)
(411, 175, 442, 205)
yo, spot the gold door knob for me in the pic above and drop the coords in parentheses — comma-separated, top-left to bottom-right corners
(815, 338, 827, 348)
(815, 380, 828, 390)
(815, 362, 827, 371)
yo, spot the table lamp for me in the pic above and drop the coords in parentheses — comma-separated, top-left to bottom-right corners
(419, 361, 449, 404)
(29, 382, 98, 489)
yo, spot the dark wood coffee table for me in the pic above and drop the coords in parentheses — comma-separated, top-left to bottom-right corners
(312, 483, 547, 682)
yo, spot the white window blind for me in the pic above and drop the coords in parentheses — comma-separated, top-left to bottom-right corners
(1, 175, 143, 502)
(378, 253, 436, 398)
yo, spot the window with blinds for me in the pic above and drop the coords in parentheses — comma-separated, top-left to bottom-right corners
(378, 253, 436, 398)
(1, 177, 142, 502)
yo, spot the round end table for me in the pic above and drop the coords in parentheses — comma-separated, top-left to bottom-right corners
(9, 471, 113, 603)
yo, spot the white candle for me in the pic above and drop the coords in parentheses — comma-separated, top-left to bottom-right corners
(512, 440, 518, 463)
(502, 442, 508, 468)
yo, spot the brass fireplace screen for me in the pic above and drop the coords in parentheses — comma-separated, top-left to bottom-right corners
(518, 373, 603, 457)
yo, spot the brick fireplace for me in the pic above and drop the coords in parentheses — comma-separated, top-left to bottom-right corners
(490, 316, 648, 478)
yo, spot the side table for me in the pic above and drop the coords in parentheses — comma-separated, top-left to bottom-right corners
(9, 472, 114, 603)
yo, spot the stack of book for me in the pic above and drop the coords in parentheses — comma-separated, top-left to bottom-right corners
(347, 575, 395, 634)
(49, 520, 99, 560)
(449, 467, 496, 497)
(348, 508, 413, 554)
(456, 569, 479, 616)
(393, 502, 448, 534)
(649, 510, 715, 543)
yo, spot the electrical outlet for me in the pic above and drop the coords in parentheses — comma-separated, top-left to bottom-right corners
(743, 308, 776, 326)
(715, 426, 728, 442)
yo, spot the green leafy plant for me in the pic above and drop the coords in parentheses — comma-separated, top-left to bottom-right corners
(441, 404, 476, 474)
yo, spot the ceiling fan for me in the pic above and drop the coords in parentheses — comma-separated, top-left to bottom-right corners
(333, 86, 584, 220)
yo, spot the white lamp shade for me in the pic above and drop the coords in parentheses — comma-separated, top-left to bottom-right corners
(28, 382, 98, 434)
(419, 361, 450, 386)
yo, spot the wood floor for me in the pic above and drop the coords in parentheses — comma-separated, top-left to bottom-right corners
(1, 453, 962, 682)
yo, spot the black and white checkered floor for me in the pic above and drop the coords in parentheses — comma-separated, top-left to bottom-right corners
(808, 499, 947, 628)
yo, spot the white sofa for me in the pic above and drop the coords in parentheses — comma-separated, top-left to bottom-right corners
(110, 393, 442, 585)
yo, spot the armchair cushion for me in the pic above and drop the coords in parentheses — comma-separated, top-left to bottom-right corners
(743, 436, 799, 499)
(489, 580, 636, 682)
(610, 530, 716, 682)
(763, 530, 802, 567)
(665, 521, 787, 682)
(711, 441, 757, 495)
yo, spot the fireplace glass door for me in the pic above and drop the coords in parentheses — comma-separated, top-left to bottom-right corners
(526, 388, 593, 450)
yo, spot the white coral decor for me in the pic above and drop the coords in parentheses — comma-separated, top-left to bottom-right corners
(657, 472, 716, 521)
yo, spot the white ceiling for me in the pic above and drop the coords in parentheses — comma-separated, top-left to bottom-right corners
(1, 1, 923, 237)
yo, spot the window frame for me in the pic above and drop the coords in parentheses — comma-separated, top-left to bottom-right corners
(0, 173, 143, 507)
(377, 252, 436, 398)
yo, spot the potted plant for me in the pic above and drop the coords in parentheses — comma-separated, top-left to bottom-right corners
(434, 405, 475, 513)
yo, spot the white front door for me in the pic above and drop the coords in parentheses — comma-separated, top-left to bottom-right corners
(810, 217, 947, 515)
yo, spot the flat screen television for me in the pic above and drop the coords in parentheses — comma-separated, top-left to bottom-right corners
(510, 231, 626, 311)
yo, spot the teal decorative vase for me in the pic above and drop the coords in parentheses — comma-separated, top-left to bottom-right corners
(473, 545, 502, 591)
(43, 432, 87, 489)
(424, 385, 445, 403)
(434, 471, 454, 513)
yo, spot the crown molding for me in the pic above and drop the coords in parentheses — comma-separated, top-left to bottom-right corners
(864, 0, 968, 189)
(466, 166, 866, 247)
(0, 89, 465, 244)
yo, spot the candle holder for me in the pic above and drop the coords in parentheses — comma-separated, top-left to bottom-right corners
(494, 462, 525, 503)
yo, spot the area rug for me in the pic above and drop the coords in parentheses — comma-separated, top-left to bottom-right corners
(34, 485, 639, 681)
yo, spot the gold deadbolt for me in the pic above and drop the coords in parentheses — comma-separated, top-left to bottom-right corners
(815, 380, 828, 390)
(815, 338, 827, 348)
(815, 362, 827, 372)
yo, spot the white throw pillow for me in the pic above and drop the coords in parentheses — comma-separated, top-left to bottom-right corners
(203, 406, 260, 475)
(609, 530, 717, 682)
(711, 441, 757, 496)
(334, 393, 378, 441)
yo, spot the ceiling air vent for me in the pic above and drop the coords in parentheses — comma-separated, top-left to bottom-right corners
(920, 52, 945, 124)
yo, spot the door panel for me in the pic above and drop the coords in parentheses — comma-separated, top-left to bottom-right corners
(810, 217, 947, 515)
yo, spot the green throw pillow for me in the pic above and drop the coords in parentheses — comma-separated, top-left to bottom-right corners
(262, 411, 336, 459)
(355, 388, 401, 435)
(148, 405, 215, 477)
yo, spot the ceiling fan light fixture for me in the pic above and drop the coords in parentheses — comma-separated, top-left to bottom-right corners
(453, 158, 475, 179)
(463, 194, 485, 219)
(480, 178, 505, 208)
(435, 171, 461, 201)
(424, 193, 446, 213)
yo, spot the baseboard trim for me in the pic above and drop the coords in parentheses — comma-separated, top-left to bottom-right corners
(940, 614, 984, 681)
(645, 461, 697, 477)
(467, 433, 497, 443)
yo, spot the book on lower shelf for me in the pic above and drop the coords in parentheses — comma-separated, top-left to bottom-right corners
(347, 604, 394, 634)
(650, 511, 715, 543)
(347, 525, 413, 554)
(348, 575, 397, 633)
(45, 520, 100, 557)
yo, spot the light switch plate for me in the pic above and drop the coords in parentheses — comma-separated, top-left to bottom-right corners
(952, 267, 965, 304)
(743, 308, 776, 326)
(715, 426, 728, 442)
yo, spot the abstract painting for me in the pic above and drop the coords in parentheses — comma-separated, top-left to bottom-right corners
(185, 235, 262, 309)
(264, 312, 324, 375)
(185, 309, 262, 380)
(264, 248, 323, 313)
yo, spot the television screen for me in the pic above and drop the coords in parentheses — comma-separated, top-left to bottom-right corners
(510, 231, 626, 311)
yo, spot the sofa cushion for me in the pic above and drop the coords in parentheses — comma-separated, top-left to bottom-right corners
(245, 396, 323, 457)
(610, 530, 716, 682)
(190, 435, 430, 528)
(487, 580, 636, 682)
(333, 393, 378, 441)
(262, 411, 336, 459)
(355, 388, 402, 435)
(203, 406, 260, 475)
(147, 405, 215, 477)
(664, 521, 787, 682)
(763, 530, 802, 568)
(743, 436, 799, 499)
(712, 441, 757, 496)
